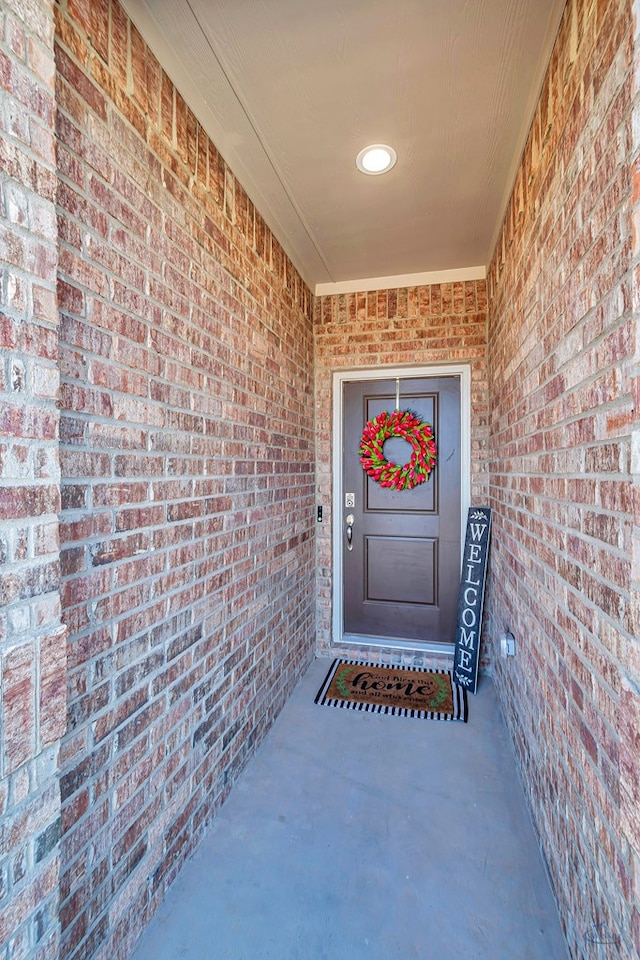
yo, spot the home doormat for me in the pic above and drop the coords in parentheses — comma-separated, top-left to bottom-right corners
(315, 659, 467, 721)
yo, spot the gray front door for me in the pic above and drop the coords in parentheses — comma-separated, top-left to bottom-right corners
(342, 376, 461, 644)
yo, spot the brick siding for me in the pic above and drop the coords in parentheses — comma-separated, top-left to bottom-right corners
(487, 0, 640, 956)
(54, 2, 315, 958)
(0, 0, 66, 958)
(626, 4, 640, 956)
(313, 281, 490, 663)
(2, 1, 640, 959)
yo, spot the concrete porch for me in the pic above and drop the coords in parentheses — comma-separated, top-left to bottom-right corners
(129, 658, 568, 960)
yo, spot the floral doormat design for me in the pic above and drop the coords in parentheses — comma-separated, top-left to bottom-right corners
(315, 659, 468, 721)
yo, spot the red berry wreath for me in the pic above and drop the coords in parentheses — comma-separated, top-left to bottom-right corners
(359, 410, 437, 491)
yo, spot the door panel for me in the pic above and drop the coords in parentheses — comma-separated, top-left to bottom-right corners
(343, 376, 461, 644)
(366, 536, 436, 605)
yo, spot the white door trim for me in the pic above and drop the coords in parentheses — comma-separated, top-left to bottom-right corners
(331, 363, 472, 654)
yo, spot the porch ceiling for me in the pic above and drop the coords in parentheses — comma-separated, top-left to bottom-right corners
(122, 0, 565, 292)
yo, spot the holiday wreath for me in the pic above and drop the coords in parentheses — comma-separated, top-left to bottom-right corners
(359, 410, 437, 491)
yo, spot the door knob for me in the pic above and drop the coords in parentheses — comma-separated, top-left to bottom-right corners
(345, 514, 354, 551)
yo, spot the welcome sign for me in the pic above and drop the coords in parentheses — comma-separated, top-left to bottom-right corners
(453, 507, 492, 695)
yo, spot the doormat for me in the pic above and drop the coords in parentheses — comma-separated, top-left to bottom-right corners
(315, 659, 467, 721)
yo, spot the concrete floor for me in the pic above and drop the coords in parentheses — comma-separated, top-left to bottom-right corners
(130, 657, 569, 960)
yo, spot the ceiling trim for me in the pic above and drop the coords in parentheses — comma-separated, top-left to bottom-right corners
(315, 266, 486, 298)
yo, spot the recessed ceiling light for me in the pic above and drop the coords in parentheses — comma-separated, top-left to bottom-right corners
(356, 144, 397, 176)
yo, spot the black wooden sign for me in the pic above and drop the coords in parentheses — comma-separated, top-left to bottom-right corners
(453, 507, 492, 695)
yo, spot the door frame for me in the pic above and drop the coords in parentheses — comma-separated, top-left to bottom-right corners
(331, 363, 472, 654)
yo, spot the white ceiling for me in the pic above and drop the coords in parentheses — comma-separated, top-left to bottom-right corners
(122, 0, 566, 293)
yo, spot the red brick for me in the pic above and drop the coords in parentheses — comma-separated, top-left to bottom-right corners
(39, 626, 67, 745)
(2, 643, 35, 772)
(55, 43, 106, 120)
(50, 6, 315, 956)
(23, 0, 640, 958)
(0, 28, 63, 956)
(486, 0, 638, 956)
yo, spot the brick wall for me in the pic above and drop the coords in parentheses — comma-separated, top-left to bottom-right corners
(313, 282, 489, 662)
(53, 1, 315, 958)
(487, 0, 640, 956)
(0, 0, 66, 958)
(4, 1, 640, 959)
(627, 6, 640, 955)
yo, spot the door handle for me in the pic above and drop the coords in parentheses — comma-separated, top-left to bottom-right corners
(345, 513, 354, 551)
